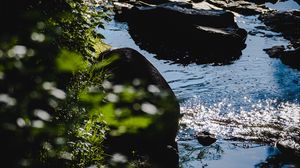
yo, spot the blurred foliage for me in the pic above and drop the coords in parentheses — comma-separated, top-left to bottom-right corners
(56, 49, 89, 72)
(0, 0, 110, 167)
(0, 0, 174, 167)
(79, 79, 176, 167)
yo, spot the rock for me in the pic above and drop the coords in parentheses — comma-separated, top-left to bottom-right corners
(260, 10, 300, 69)
(260, 10, 300, 48)
(196, 131, 217, 146)
(115, 2, 247, 65)
(139, 0, 170, 5)
(99, 48, 180, 167)
(264, 46, 300, 69)
(191, 0, 205, 3)
(263, 45, 285, 58)
(206, 0, 270, 15)
(245, 0, 278, 4)
(275, 139, 300, 158)
(281, 47, 300, 69)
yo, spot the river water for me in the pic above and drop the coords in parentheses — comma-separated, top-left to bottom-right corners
(97, 1, 300, 167)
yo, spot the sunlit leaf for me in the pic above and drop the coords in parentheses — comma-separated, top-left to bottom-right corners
(120, 116, 152, 133)
(56, 49, 88, 72)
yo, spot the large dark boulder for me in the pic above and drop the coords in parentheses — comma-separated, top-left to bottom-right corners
(99, 48, 180, 167)
(115, 2, 247, 65)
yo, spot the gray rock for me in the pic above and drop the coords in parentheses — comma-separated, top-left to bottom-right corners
(115, 2, 247, 64)
(260, 10, 300, 48)
(207, 0, 270, 15)
(196, 131, 217, 146)
(260, 10, 300, 69)
(263, 45, 285, 58)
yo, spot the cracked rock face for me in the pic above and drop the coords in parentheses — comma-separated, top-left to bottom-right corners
(115, 2, 247, 64)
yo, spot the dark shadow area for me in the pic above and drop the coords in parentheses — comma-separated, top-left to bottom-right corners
(115, 2, 247, 65)
(99, 48, 180, 167)
(255, 147, 300, 167)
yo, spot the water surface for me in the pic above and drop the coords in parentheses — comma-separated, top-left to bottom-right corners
(265, 0, 300, 11)
(97, 2, 300, 166)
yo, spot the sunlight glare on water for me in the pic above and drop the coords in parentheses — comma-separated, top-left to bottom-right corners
(97, 2, 300, 165)
(180, 98, 300, 150)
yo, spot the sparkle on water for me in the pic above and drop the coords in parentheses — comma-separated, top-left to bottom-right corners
(97, 0, 300, 166)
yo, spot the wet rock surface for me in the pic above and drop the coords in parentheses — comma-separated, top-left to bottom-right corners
(103, 0, 300, 166)
(280, 48, 300, 69)
(206, 0, 270, 15)
(264, 46, 300, 69)
(260, 10, 300, 69)
(263, 45, 285, 58)
(260, 10, 300, 48)
(196, 131, 217, 146)
(115, 2, 247, 64)
(276, 138, 300, 157)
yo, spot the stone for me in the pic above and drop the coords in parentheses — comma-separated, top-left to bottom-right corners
(276, 139, 300, 158)
(260, 10, 300, 69)
(263, 45, 285, 58)
(196, 131, 217, 146)
(281, 47, 300, 69)
(191, 0, 205, 3)
(99, 48, 180, 167)
(264, 46, 300, 69)
(207, 0, 270, 15)
(245, 0, 278, 4)
(115, 2, 247, 64)
(260, 10, 300, 48)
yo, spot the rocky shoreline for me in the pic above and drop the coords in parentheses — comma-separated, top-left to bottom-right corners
(115, 1, 247, 64)
(110, 0, 300, 159)
(260, 10, 300, 69)
(113, 0, 299, 68)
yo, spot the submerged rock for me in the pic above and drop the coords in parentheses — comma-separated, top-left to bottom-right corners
(99, 48, 180, 167)
(115, 2, 247, 64)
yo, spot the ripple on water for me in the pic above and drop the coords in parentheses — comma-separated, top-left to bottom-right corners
(265, 0, 300, 11)
(98, 7, 300, 167)
(180, 98, 300, 151)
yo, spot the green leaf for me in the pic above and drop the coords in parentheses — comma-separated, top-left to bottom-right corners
(78, 90, 104, 105)
(120, 116, 152, 133)
(56, 49, 88, 72)
(93, 53, 119, 70)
